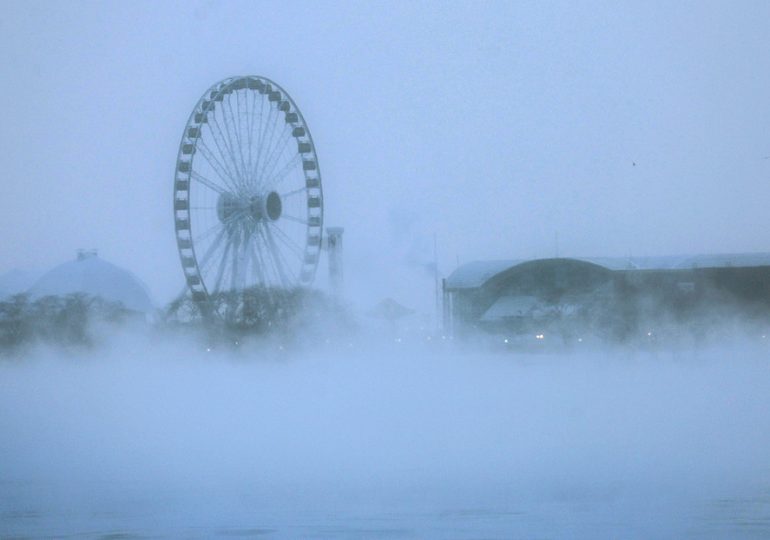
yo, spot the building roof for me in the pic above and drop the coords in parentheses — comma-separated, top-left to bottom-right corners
(445, 260, 526, 290)
(446, 253, 770, 290)
(27, 251, 154, 313)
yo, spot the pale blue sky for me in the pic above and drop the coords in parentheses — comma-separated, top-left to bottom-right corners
(2, 0, 769, 310)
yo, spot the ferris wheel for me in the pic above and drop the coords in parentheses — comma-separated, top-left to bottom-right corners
(173, 76, 323, 314)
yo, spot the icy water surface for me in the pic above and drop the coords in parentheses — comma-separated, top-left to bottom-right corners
(2, 339, 770, 538)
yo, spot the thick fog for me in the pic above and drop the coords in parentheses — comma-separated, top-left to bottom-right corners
(3, 1, 770, 538)
(2, 335, 770, 538)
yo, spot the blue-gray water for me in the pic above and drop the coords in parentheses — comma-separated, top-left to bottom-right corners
(2, 338, 770, 539)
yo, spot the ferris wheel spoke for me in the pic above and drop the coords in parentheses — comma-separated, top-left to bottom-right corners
(261, 139, 296, 193)
(222, 95, 243, 180)
(258, 126, 292, 189)
(256, 224, 286, 287)
(229, 228, 244, 293)
(264, 121, 292, 174)
(201, 219, 242, 276)
(239, 91, 256, 185)
(196, 138, 233, 182)
(243, 234, 265, 287)
(254, 105, 283, 187)
(281, 186, 307, 198)
(251, 95, 266, 180)
(266, 124, 294, 170)
(212, 234, 234, 294)
(250, 90, 263, 169)
(275, 242, 299, 287)
(238, 230, 252, 292)
(280, 214, 308, 225)
(245, 91, 257, 180)
(195, 226, 229, 276)
(196, 139, 241, 193)
(265, 154, 302, 190)
(234, 91, 249, 176)
(239, 230, 253, 291)
(253, 225, 274, 285)
(217, 98, 245, 184)
(268, 222, 305, 260)
(263, 225, 296, 287)
(190, 171, 227, 195)
(193, 220, 225, 246)
(208, 112, 244, 188)
(223, 94, 249, 189)
(248, 231, 270, 287)
(205, 114, 240, 181)
(249, 238, 279, 307)
(251, 104, 276, 190)
(237, 237, 250, 291)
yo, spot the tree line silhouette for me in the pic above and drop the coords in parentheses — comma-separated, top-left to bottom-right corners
(1, 286, 349, 353)
(0, 293, 132, 351)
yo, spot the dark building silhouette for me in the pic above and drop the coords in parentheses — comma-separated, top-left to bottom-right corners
(444, 254, 770, 344)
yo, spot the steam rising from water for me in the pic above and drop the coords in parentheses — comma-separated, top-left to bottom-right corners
(2, 336, 770, 538)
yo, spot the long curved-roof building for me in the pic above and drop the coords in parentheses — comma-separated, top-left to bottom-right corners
(443, 253, 770, 343)
(28, 250, 154, 313)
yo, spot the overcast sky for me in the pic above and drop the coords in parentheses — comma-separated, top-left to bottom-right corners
(2, 0, 769, 310)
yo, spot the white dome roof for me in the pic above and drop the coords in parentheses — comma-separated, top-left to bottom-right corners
(28, 252, 154, 313)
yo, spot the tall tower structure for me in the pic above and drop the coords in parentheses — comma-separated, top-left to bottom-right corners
(326, 227, 344, 295)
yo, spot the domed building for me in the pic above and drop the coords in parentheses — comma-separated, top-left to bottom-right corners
(28, 250, 154, 314)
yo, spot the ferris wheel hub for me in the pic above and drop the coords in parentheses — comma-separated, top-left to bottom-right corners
(216, 192, 242, 223)
(249, 191, 282, 222)
(264, 191, 282, 221)
(216, 191, 283, 223)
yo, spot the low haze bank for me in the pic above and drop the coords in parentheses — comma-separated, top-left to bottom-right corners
(1, 338, 769, 538)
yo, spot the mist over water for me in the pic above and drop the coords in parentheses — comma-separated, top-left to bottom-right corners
(3, 1, 770, 538)
(2, 334, 770, 538)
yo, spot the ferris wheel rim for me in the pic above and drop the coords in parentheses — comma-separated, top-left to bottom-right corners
(173, 75, 324, 313)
